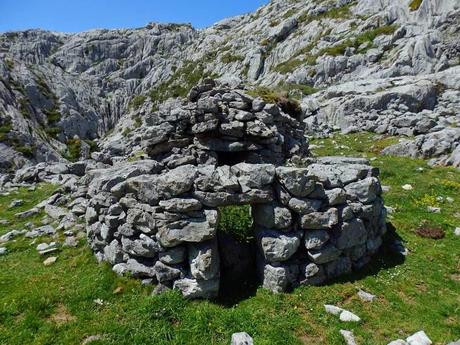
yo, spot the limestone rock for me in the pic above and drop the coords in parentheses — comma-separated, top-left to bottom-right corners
(231, 332, 254, 345)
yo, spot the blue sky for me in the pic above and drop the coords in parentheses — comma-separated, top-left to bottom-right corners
(0, 0, 269, 33)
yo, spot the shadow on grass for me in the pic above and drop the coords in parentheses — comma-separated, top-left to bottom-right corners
(214, 223, 407, 306)
(324, 222, 406, 286)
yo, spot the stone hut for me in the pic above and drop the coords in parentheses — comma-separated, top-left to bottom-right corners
(85, 80, 387, 298)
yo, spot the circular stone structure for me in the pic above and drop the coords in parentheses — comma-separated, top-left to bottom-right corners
(85, 81, 387, 298)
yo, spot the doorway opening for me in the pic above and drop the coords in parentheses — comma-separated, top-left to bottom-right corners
(216, 204, 258, 304)
(216, 151, 250, 166)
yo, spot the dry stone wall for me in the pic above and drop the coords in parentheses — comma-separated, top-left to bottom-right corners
(85, 82, 387, 298)
(85, 157, 386, 298)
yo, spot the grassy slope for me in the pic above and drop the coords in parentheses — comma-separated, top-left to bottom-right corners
(0, 132, 459, 345)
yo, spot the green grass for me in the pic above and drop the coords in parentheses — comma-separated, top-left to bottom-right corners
(43, 108, 62, 124)
(217, 205, 253, 242)
(64, 138, 82, 162)
(148, 60, 219, 110)
(220, 53, 244, 64)
(273, 25, 397, 74)
(409, 0, 423, 11)
(129, 95, 147, 110)
(0, 133, 459, 344)
(0, 119, 35, 158)
(273, 56, 317, 74)
(299, 3, 353, 23)
(0, 184, 59, 237)
(319, 25, 398, 57)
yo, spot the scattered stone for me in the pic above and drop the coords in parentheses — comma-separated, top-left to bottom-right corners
(340, 330, 357, 345)
(43, 256, 58, 266)
(388, 340, 408, 345)
(36, 242, 59, 255)
(402, 184, 413, 191)
(447, 340, 460, 345)
(406, 331, 432, 345)
(0, 247, 7, 255)
(427, 206, 441, 213)
(15, 208, 40, 219)
(0, 229, 24, 243)
(9, 199, 23, 208)
(340, 310, 361, 322)
(93, 298, 104, 306)
(324, 304, 343, 315)
(81, 335, 106, 345)
(382, 185, 391, 193)
(44, 204, 68, 220)
(0, 219, 9, 225)
(231, 332, 254, 345)
(64, 237, 78, 248)
(386, 206, 396, 214)
(25, 225, 56, 238)
(454, 228, 460, 236)
(324, 305, 361, 322)
(173, 278, 219, 299)
(358, 289, 376, 302)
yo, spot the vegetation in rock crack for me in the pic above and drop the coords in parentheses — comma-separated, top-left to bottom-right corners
(409, 0, 423, 11)
(65, 138, 82, 162)
(247, 86, 307, 118)
(129, 95, 147, 110)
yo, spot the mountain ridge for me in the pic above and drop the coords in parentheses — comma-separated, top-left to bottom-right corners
(0, 0, 459, 171)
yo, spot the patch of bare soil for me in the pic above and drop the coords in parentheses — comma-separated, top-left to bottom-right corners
(415, 226, 445, 239)
(48, 304, 76, 325)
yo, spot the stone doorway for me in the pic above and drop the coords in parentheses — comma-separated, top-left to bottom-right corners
(216, 205, 258, 303)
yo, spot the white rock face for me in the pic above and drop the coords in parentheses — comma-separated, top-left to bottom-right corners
(0, 0, 458, 171)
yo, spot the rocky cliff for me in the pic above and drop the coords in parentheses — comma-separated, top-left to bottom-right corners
(0, 0, 459, 171)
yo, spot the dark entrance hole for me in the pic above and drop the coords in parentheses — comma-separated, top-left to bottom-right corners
(216, 205, 258, 305)
(216, 151, 250, 166)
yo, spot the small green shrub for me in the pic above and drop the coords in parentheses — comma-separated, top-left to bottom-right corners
(319, 25, 398, 57)
(45, 127, 60, 138)
(133, 116, 142, 128)
(0, 121, 12, 135)
(84, 139, 98, 153)
(221, 53, 244, 64)
(35, 75, 56, 101)
(43, 108, 61, 124)
(281, 83, 319, 98)
(130, 95, 147, 110)
(274, 55, 317, 74)
(283, 8, 296, 19)
(149, 60, 218, 107)
(247, 86, 304, 118)
(8, 77, 25, 93)
(409, 0, 423, 11)
(299, 3, 352, 23)
(218, 205, 253, 242)
(247, 87, 285, 104)
(65, 138, 81, 162)
(4, 59, 14, 70)
(15, 145, 34, 158)
(18, 98, 30, 118)
(122, 127, 132, 137)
